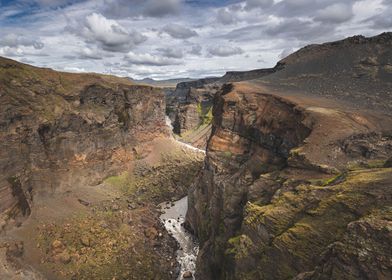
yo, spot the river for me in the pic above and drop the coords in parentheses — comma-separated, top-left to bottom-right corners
(160, 197, 198, 279)
(161, 116, 203, 279)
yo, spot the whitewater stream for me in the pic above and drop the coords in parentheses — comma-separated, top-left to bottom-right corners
(165, 116, 206, 154)
(160, 116, 204, 279)
(160, 197, 199, 279)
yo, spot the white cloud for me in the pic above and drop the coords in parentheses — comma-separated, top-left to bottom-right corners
(0, 34, 44, 49)
(124, 51, 182, 66)
(0, 0, 389, 80)
(70, 13, 147, 52)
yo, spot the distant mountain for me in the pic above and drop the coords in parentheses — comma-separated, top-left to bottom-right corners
(128, 77, 196, 88)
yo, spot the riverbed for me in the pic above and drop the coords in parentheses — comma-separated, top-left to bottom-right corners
(160, 197, 198, 280)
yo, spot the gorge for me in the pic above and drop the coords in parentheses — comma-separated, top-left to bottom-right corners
(0, 32, 392, 280)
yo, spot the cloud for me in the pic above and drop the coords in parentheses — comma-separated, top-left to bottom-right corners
(124, 51, 182, 66)
(207, 45, 244, 57)
(0, 47, 24, 57)
(78, 47, 105, 60)
(314, 3, 354, 23)
(34, 0, 73, 7)
(68, 13, 147, 52)
(365, 2, 392, 29)
(144, 0, 181, 17)
(0, 34, 44, 49)
(244, 0, 274, 11)
(265, 18, 333, 41)
(279, 48, 296, 59)
(162, 23, 198, 39)
(103, 0, 181, 18)
(190, 44, 202, 55)
(0, 0, 387, 80)
(217, 8, 236, 24)
(157, 47, 184, 58)
(273, 0, 357, 21)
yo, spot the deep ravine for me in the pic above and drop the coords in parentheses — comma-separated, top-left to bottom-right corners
(160, 197, 199, 280)
(161, 116, 204, 279)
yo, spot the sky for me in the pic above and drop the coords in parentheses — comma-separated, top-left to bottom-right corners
(0, 0, 391, 80)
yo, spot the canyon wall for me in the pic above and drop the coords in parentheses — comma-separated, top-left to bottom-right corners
(0, 57, 168, 229)
(186, 82, 392, 279)
(165, 65, 279, 147)
(186, 32, 392, 280)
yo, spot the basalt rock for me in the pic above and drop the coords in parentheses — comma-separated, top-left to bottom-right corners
(186, 32, 392, 280)
(0, 56, 168, 229)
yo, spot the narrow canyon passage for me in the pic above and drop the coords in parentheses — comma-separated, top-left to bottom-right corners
(161, 116, 206, 280)
(160, 197, 198, 280)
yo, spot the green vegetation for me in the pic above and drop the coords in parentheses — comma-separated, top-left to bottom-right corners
(36, 203, 172, 280)
(197, 103, 213, 126)
(321, 172, 347, 186)
(240, 167, 392, 279)
(347, 159, 387, 170)
(105, 150, 203, 203)
(226, 235, 254, 259)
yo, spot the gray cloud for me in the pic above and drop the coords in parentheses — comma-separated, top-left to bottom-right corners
(219, 24, 267, 42)
(244, 0, 274, 11)
(314, 3, 354, 23)
(0, 0, 388, 80)
(162, 23, 198, 39)
(157, 47, 184, 59)
(103, 0, 181, 18)
(190, 44, 202, 55)
(144, 0, 181, 17)
(217, 8, 236, 24)
(207, 45, 244, 57)
(265, 18, 334, 41)
(34, 0, 71, 7)
(68, 13, 147, 52)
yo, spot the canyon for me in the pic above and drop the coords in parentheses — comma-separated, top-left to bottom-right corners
(185, 32, 392, 279)
(0, 32, 391, 280)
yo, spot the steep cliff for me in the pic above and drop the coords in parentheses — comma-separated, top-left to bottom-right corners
(166, 65, 279, 147)
(0, 56, 167, 230)
(0, 57, 208, 279)
(186, 33, 392, 279)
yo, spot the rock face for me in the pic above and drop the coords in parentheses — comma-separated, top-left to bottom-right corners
(166, 62, 279, 147)
(186, 33, 392, 279)
(0, 56, 168, 228)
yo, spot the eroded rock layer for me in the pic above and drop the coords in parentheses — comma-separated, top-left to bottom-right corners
(186, 33, 392, 280)
(0, 56, 168, 228)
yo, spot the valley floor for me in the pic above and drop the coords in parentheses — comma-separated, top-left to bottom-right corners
(0, 138, 204, 280)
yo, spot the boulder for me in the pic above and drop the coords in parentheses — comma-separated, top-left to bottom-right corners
(183, 271, 193, 278)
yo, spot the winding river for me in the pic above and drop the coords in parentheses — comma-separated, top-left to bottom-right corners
(161, 116, 204, 279)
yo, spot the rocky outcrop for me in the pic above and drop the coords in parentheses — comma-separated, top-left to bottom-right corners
(264, 32, 392, 113)
(293, 207, 392, 280)
(187, 83, 392, 279)
(0, 56, 168, 229)
(186, 32, 392, 280)
(166, 63, 279, 143)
